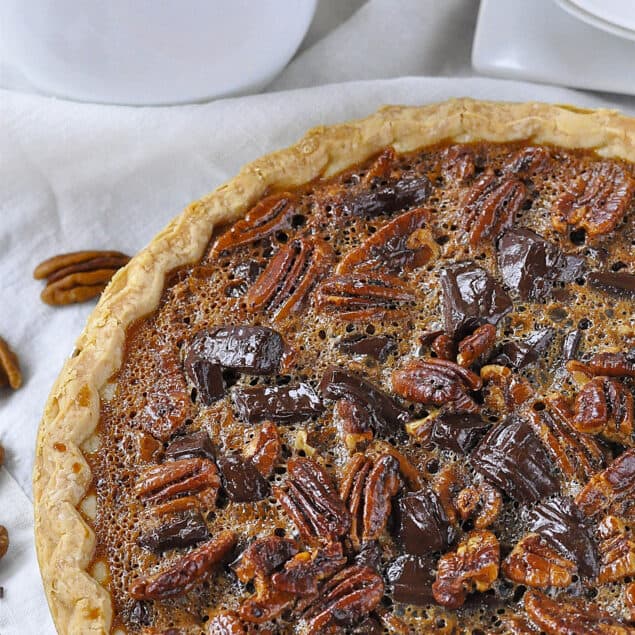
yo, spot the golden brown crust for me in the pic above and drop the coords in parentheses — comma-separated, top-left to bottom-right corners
(32, 98, 635, 634)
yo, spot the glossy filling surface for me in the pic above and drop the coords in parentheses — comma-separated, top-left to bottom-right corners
(87, 142, 635, 634)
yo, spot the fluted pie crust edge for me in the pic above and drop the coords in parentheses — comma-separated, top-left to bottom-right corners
(32, 98, 635, 634)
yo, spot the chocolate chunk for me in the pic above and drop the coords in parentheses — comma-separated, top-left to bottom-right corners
(164, 430, 215, 462)
(387, 554, 436, 606)
(526, 496, 598, 578)
(189, 360, 225, 405)
(138, 509, 210, 552)
(336, 334, 397, 362)
(497, 228, 584, 301)
(490, 328, 555, 370)
(471, 415, 560, 503)
(588, 271, 635, 297)
(430, 413, 491, 454)
(562, 329, 583, 360)
(343, 174, 431, 218)
(232, 383, 324, 424)
(393, 488, 457, 555)
(355, 540, 383, 570)
(186, 326, 284, 376)
(320, 366, 410, 436)
(217, 455, 270, 502)
(440, 262, 513, 339)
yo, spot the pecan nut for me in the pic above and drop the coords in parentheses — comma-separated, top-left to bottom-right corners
(431, 463, 467, 525)
(243, 421, 282, 478)
(315, 272, 417, 321)
(442, 145, 477, 184)
(502, 533, 576, 588)
(455, 482, 502, 529)
(504, 146, 551, 177)
(129, 530, 236, 600)
(432, 529, 500, 609)
(207, 612, 246, 635)
(597, 517, 635, 584)
(461, 173, 528, 245)
(480, 364, 533, 415)
(456, 324, 497, 368)
(336, 207, 438, 274)
(0, 336, 22, 390)
(246, 235, 333, 322)
(568, 352, 635, 379)
(299, 565, 384, 634)
(273, 458, 350, 544)
(552, 161, 635, 237)
(392, 358, 482, 413)
(34, 250, 130, 305)
(431, 333, 456, 361)
(524, 589, 631, 635)
(211, 193, 298, 254)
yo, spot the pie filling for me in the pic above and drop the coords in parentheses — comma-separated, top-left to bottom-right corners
(85, 141, 635, 634)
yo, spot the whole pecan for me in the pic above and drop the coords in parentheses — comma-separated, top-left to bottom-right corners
(0, 336, 22, 390)
(315, 272, 417, 321)
(33, 250, 130, 305)
(392, 358, 482, 413)
(502, 533, 576, 588)
(129, 530, 236, 600)
(336, 207, 438, 274)
(432, 529, 500, 609)
(457, 324, 497, 368)
(552, 161, 635, 237)
(246, 235, 333, 322)
(339, 453, 402, 549)
(299, 565, 384, 634)
(597, 516, 635, 584)
(135, 457, 221, 508)
(211, 193, 298, 255)
(524, 589, 631, 635)
(273, 458, 350, 544)
(461, 172, 528, 245)
(243, 421, 282, 478)
(455, 482, 502, 529)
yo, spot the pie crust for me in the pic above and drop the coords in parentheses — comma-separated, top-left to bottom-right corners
(32, 98, 635, 634)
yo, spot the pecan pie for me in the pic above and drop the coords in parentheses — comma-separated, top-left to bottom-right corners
(33, 99, 635, 634)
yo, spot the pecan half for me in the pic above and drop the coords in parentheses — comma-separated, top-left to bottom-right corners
(246, 235, 333, 322)
(572, 377, 634, 445)
(431, 333, 456, 361)
(552, 161, 635, 237)
(129, 530, 236, 600)
(392, 358, 482, 413)
(273, 458, 350, 544)
(0, 336, 22, 390)
(135, 458, 221, 508)
(207, 612, 246, 635)
(431, 463, 467, 525)
(34, 250, 130, 305)
(576, 448, 635, 519)
(432, 529, 500, 609)
(504, 146, 551, 177)
(524, 589, 631, 635)
(462, 173, 528, 245)
(336, 207, 438, 274)
(339, 453, 402, 549)
(315, 272, 417, 321)
(299, 565, 384, 634)
(211, 193, 298, 254)
(455, 482, 502, 529)
(480, 364, 533, 415)
(457, 324, 497, 367)
(502, 533, 576, 588)
(443, 145, 477, 184)
(244, 421, 282, 478)
(597, 517, 635, 584)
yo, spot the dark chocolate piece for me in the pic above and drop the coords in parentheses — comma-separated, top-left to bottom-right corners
(393, 488, 457, 555)
(355, 540, 383, 570)
(497, 228, 585, 302)
(490, 328, 555, 370)
(189, 359, 225, 405)
(320, 366, 410, 436)
(430, 413, 491, 454)
(387, 554, 436, 606)
(526, 496, 598, 578)
(336, 334, 397, 362)
(232, 383, 324, 424)
(164, 430, 215, 461)
(588, 271, 635, 297)
(138, 510, 210, 552)
(562, 329, 583, 360)
(217, 455, 270, 502)
(440, 262, 513, 339)
(471, 415, 560, 503)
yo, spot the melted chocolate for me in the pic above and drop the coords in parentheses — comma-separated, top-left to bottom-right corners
(430, 413, 491, 454)
(336, 334, 397, 362)
(164, 430, 216, 461)
(138, 510, 209, 552)
(588, 271, 635, 297)
(188, 360, 225, 405)
(217, 456, 270, 502)
(440, 262, 513, 339)
(387, 554, 436, 606)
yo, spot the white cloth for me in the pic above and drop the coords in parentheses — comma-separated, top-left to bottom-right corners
(1, 2, 635, 634)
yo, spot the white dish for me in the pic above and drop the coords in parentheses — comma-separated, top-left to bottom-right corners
(568, 0, 635, 32)
(472, 0, 635, 97)
(0, 0, 317, 105)
(556, 0, 635, 42)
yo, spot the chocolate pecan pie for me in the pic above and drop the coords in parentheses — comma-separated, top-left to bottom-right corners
(34, 99, 635, 634)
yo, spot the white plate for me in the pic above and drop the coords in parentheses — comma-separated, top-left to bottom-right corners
(556, 0, 635, 42)
(472, 0, 635, 96)
(568, 0, 635, 32)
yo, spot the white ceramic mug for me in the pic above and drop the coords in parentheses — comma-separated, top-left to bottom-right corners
(0, 0, 317, 104)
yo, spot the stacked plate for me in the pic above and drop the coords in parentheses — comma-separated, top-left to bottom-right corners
(473, 0, 635, 97)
